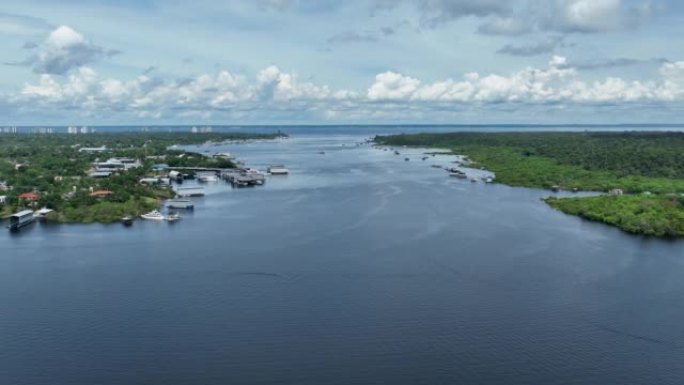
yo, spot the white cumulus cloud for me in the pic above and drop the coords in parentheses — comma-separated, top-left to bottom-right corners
(7, 56, 684, 122)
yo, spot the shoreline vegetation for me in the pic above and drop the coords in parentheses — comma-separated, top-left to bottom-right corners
(0, 131, 285, 224)
(375, 132, 684, 237)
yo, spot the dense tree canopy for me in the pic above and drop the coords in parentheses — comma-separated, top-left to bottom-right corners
(376, 131, 684, 237)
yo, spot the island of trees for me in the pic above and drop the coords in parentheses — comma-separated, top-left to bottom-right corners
(0, 131, 284, 223)
(375, 131, 684, 237)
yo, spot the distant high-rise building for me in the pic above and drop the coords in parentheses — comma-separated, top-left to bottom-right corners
(67, 126, 78, 134)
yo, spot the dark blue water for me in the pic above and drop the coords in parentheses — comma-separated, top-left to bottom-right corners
(2, 133, 684, 385)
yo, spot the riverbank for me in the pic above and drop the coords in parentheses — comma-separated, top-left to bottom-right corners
(375, 132, 684, 237)
(0, 131, 285, 224)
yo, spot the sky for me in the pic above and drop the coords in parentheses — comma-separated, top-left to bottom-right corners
(1, 0, 683, 125)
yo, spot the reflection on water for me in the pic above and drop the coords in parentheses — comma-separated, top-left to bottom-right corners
(1, 134, 684, 385)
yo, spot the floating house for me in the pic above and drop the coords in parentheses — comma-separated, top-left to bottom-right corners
(7, 210, 35, 231)
(175, 186, 205, 197)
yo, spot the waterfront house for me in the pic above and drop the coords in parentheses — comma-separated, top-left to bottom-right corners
(89, 171, 112, 178)
(0, 195, 6, 205)
(609, 188, 624, 196)
(78, 146, 107, 153)
(18, 192, 40, 202)
(0, 181, 8, 191)
(94, 158, 141, 171)
(140, 177, 161, 185)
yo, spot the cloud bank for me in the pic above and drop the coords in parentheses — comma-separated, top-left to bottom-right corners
(7, 56, 682, 122)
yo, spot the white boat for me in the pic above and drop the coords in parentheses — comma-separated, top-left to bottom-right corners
(196, 172, 218, 182)
(141, 210, 165, 221)
(166, 213, 181, 222)
(267, 165, 289, 175)
(34, 207, 54, 218)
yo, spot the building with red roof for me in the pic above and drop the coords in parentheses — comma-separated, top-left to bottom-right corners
(17, 192, 39, 201)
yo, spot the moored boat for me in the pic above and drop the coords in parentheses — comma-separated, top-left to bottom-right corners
(267, 165, 289, 175)
(7, 210, 35, 231)
(175, 186, 205, 197)
(166, 212, 181, 222)
(121, 215, 134, 226)
(197, 172, 218, 182)
(141, 210, 165, 221)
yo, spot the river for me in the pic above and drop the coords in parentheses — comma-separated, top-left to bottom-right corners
(1, 131, 684, 385)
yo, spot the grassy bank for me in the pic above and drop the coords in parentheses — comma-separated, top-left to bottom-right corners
(375, 132, 684, 237)
(46, 197, 161, 224)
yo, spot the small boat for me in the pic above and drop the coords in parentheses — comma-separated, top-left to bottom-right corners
(470, 178, 477, 183)
(122, 215, 134, 226)
(243, 167, 266, 176)
(166, 212, 181, 222)
(268, 165, 289, 175)
(450, 173, 468, 179)
(483, 177, 494, 183)
(166, 199, 194, 210)
(141, 210, 165, 221)
(197, 172, 218, 182)
(394, 150, 400, 155)
(405, 158, 410, 161)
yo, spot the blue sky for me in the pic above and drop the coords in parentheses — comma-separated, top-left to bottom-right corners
(1, 0, 683, 125)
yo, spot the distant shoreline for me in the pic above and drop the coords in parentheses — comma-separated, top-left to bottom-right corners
(375, 131, 684, 238)
(0, 132, 285, 225)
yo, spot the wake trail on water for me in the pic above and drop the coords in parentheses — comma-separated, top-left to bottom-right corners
(586, 320, 681, 348)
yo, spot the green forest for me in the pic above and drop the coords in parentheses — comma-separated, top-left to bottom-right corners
(0, 131, 283, 223)
(376, 131, 684, 237)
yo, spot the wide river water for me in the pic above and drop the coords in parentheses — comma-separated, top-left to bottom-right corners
(2, 131, 684, 385)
